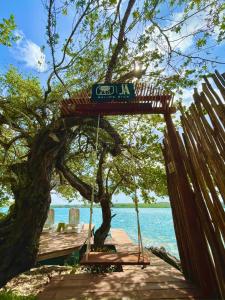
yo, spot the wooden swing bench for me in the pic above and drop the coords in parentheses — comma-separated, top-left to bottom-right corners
(80, 251, 150, 266)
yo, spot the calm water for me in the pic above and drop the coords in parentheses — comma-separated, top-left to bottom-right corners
(0, 207, 178, 257)
(55, 207, 179, 257)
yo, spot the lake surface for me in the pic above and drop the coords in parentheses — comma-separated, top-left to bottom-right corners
(55, 207, 179, 257)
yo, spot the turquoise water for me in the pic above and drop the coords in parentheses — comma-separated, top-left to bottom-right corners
(55, 207, 179, 257)
(0, 207, 178, 257)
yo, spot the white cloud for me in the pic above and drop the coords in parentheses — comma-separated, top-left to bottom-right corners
(145, 5, 223, 68)
(167, 11, 208, 52)
(167, 4, 225, 52)
(145, 11, 206, 60)
(12, 30, 47, 72)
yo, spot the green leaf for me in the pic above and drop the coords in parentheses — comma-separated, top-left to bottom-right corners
(0, 14, 17, 46)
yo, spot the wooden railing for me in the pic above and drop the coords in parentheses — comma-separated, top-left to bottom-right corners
(60, 83, 175, 116)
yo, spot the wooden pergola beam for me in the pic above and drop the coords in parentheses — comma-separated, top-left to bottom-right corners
(61, 103, 176, 117)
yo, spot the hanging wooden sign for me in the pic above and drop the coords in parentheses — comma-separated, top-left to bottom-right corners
(91, 83, 135, 102)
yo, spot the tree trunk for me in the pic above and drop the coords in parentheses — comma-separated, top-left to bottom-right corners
(94, 195, 111, 249)
(0, 116, 121, 286)
(0, 128, 67, 287)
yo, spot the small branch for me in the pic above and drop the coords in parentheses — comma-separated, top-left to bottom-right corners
(46, 0, 71, 98)
(163, 4, 213, 33)
(105, 166, 112, 195)
(110, 177, 124, 196)
(150, 19, 172, 63)
(173, 50, 225, 65)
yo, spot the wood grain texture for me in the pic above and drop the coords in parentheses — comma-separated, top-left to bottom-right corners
(38, 229, 203, 300)
(37, 224, 93, 262)
(38, 253, 203, 300)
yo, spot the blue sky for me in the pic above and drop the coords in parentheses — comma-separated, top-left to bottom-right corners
(1, 1, 224, 96)
(0, 1, 224, 204)
(0, 1, 47, 77)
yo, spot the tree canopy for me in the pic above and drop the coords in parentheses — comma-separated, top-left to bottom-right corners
(0, 0, 224, 208)
(44, 0, 225, 94)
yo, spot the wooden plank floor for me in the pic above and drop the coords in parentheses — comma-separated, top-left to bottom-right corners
(80, 251, 150, 265)
(110, 228, 133, 244)
(38, 224, 92, 261)
(38, 228, 204, 300)
(38, 254, 203, 299)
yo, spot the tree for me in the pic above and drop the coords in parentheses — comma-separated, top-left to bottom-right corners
(0, 0, 224, 287)
(56, 115, 167, 247)
(0, 67, 122, 286)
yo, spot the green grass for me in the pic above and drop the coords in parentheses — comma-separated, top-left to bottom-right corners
(51, 202, 170, 209)
(0, 291, 36, 300)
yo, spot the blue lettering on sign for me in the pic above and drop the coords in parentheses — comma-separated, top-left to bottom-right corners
(92, 83, 135, 102)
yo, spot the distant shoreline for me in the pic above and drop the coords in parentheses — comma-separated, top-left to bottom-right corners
(51, 202, 171, 209)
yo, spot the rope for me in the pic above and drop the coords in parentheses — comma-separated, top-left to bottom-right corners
(129, 117, 145, 266)
(133, 178, 145, 265)
(86, 115, 101, 258)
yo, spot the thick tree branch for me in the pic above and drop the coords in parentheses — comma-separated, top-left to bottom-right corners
(107, 0, 123, 56)
(115, 68, 146, 82)
(57, 162, 98, 202)
(61, 116, 123, 156)
(105, 166, 112, 195)
(53, 114, 123, 203)
(105, 0, 136, 83)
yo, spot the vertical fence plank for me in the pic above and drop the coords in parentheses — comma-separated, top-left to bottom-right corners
(163, 71, 225, 299)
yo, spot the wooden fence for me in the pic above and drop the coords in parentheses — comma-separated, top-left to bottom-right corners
(163, 71, 225, 299)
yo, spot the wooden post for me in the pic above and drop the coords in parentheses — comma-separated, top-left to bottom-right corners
(162, 141, 194, 279)
(69, 208, 80, 227)
(164, 112, 218, 297)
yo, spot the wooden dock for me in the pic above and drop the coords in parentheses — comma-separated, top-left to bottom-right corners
(38, 228, 204, 299)
(38, 224, 92, 261)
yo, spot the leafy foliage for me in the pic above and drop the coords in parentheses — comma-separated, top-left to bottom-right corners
(0, 15, 17, 46)
(0, 0, 224, 206)
(56, 114, 167, 203)
(44, 0, 225, 97)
